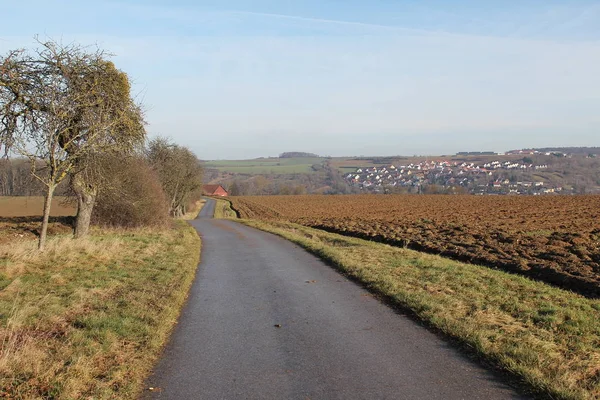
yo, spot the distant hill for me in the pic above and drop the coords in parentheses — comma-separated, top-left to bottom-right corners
(456, 151, 497, 156)
(513, 147, 600, 155)
(205, 148, 600, 196)
(279, 152, 320, 158)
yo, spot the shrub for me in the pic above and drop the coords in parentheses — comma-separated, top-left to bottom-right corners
(92, 155, 170, 228)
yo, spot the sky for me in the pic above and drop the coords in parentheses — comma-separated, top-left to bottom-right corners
(2, 0, 600, 159)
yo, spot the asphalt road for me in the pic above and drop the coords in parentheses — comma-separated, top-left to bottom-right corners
(142, 198, 525, 400)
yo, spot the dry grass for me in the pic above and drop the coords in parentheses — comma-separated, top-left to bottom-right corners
(241, 219, 600, 400)
(179, 199, 206, 220)
(0, 196, 75, 217)
(0, 221, 200, 399)
(213, 198, 237, 219)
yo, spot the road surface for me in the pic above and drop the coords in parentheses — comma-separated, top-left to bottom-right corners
(142, 198, 524, 399)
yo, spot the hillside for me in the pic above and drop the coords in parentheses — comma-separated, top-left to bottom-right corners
(336, 152, 600, 195)
(514, 147, 600, 155)
(204, 148, 600, 195)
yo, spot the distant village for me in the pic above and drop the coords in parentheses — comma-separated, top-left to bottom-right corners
(344, 151, 573, 195)
(206, 147, 598, 196)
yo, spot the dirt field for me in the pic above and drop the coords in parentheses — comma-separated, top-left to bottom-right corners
(0, 197, 76, 243)
(0, 196, 75, 217)
(230, 195, 600, 297)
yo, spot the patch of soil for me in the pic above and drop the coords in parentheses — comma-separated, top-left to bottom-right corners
(0, 216, 74, 244)
(231, 195, 600, 298)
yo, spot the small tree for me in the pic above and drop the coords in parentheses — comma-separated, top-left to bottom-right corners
(146, 138, 203, 217)
(0, 39, 145, 248)
(1, 44, 80, 248)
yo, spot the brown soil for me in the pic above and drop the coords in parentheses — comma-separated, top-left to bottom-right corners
(0, 197, 76, 244)
(0, 216, 74, 244)
(0, 196, 75, 217)
(230, 195, 600, 298)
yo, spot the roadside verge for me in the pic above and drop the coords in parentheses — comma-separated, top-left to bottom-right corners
(0, 221, 201, 399)
(213, 198, 238, 219)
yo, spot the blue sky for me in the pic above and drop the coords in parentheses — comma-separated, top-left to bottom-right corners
(2, 1, 600, 159)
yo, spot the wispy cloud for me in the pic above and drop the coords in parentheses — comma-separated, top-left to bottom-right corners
(223, 9, 438, 36)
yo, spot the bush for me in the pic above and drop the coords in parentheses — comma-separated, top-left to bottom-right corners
(92, 155, 170, 228)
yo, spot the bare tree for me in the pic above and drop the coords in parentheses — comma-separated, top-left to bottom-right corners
(146, 138, 204, 217)
(0, 39, 145, 249)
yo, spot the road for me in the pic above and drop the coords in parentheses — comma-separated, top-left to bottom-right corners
(142, 198, 524, 399)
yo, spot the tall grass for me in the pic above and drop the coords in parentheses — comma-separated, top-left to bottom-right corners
(0, 222, 200, 399)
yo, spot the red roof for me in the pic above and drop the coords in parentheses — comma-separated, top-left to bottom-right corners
(203, 184, 228, 196)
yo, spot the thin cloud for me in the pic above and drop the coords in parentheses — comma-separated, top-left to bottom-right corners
(223, 9, 438, 36)
(90, 1, 600, 44)
(553, 3, 600, 33)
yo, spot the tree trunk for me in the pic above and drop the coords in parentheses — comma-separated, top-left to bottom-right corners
(172, 205, 183, 218)
(39, 184, 56, 250)
(72, 173, 97, 238)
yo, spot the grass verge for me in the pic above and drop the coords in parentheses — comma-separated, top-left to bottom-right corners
(238, 219, 600, 400)
(0, 221, 201, 399)
(213, 198, 237, 219)
(179, 199, 206, 220)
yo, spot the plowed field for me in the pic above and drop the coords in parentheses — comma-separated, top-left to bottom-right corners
(229, 195, 600, 297)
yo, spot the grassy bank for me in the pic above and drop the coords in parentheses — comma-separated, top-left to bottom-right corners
(213, 198, 237, 219)
(238, 219, 600, 400)
(0, 221, 201, 399)
(179, 198, 206, 220)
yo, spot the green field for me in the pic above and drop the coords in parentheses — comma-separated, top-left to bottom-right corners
(205, 157, 325, 174)
(205, 157, 387, 175)
(338, 167, 359, 174)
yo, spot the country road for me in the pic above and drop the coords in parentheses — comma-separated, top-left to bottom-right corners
(142, 198, 525, 399)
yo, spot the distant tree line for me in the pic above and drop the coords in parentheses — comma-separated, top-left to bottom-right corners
(223, 161, 358, 196)
(0, 158, 71, 196)
(279, 152, 320, 158)
(514, 147, 600, 155)
(456, 151, 496, 156)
